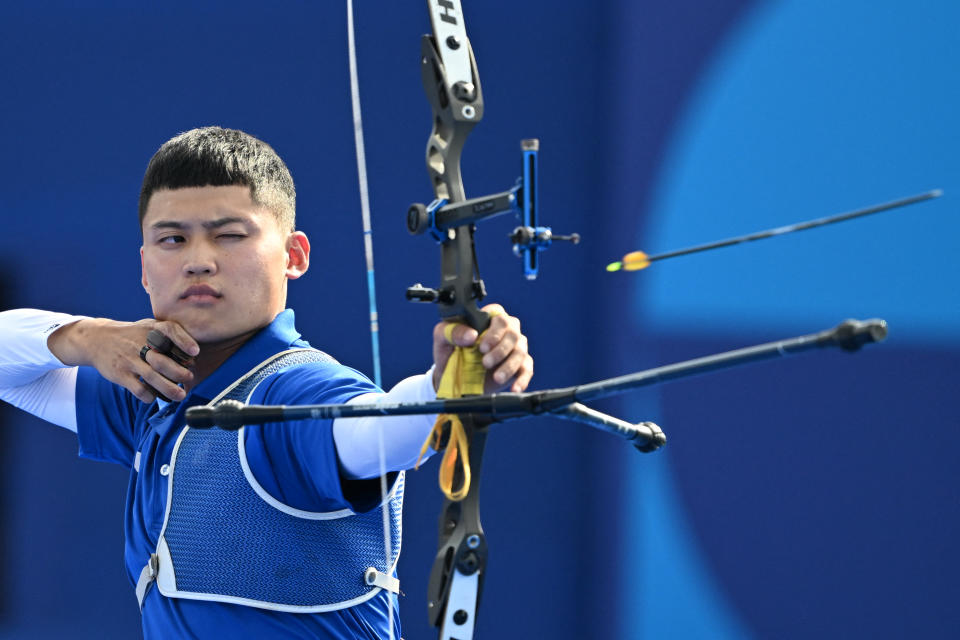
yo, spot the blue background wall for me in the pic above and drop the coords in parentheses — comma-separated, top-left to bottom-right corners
(0, 1, 956, 638)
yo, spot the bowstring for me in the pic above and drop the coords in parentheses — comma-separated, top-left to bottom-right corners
(346, 2, 394, 638)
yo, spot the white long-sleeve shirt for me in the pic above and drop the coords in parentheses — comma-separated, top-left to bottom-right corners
(0, 309, 437, 479)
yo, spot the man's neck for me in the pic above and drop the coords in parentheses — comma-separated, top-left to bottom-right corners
(184, 326, 262, 392)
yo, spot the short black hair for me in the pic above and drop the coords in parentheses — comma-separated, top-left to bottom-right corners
(138, 127, 296, 231)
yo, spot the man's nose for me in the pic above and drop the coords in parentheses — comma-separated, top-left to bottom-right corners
(182, 242, 217, 275)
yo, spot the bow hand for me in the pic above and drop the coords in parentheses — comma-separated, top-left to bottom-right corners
(432, 304, 533, 394)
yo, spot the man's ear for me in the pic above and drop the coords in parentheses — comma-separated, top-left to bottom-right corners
(286, 232, 310, 280)
(140, 246, 151, 293)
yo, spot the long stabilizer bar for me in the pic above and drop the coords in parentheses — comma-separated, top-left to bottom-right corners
(185, 318, 887, 451)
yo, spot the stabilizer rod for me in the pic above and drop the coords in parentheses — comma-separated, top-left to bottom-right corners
(185, 318, 887, 452)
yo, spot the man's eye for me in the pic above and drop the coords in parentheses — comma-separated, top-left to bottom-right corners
(218, 234, 246, 240)
(158, 235, 184, 244)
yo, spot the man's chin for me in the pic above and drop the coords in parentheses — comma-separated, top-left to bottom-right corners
(153, 299, 279, 343)
(156, 311, 253, 345)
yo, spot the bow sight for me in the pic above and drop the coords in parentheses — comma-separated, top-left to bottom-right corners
(406, 140, 580, 286)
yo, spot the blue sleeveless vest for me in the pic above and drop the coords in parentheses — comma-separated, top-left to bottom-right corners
(137, 349, 403, 613)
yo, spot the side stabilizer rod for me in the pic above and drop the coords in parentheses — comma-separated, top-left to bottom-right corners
(184, 318, 887, 452)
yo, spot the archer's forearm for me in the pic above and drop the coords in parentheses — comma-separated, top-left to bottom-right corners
(333, 369, 439, 479)
(0, 309, 86, 431)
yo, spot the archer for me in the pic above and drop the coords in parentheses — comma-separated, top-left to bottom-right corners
(0, 126, 532, 639)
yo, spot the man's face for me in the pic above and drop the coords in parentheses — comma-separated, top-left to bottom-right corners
(140, 185, 308, 344)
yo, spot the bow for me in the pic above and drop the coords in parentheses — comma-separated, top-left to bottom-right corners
(380, 4, 897, 638)
(408, 4, 516, 635)
(187, 3, 904, 639)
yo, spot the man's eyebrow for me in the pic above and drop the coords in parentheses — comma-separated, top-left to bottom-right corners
(149, 217, 249, 231)
(201, 217, 249, 230)
(149, 220, 186, 231)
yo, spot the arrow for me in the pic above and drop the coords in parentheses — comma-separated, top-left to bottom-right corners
(606, 189, 943, 272)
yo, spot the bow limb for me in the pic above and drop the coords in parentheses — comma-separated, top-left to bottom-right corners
(419, 4, 489, 332)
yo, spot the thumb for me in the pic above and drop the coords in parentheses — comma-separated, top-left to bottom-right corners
(443, 322, 479, 347)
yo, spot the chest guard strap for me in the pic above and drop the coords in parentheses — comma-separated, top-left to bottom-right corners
(136, 348, 403, 613)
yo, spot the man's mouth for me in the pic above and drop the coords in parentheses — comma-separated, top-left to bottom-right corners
(180, 284, 222, 302)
